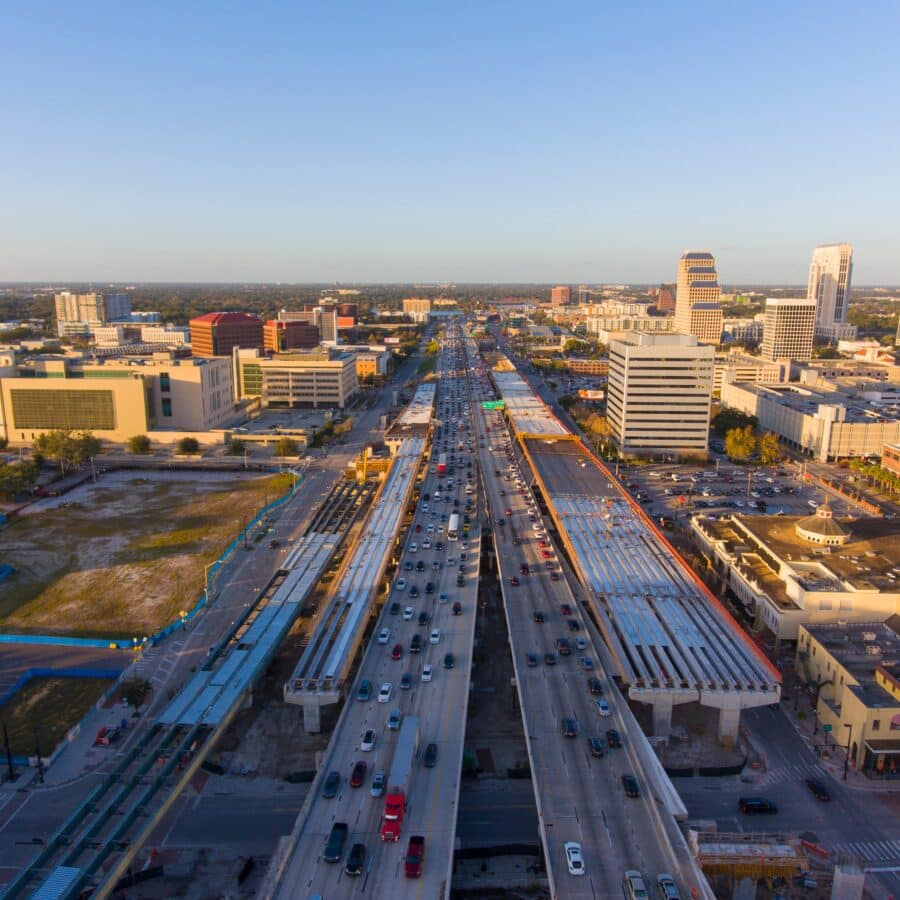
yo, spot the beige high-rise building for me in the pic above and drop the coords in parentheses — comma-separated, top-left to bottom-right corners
(808, 243, 855, 340)
(673, 251, 723, 344)
(761, 297, 816, 362)
(402, 297, 432, 323)
(606, 332, 714, 457)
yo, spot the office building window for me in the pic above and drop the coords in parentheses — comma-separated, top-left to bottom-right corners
(162, 398, 172, 417)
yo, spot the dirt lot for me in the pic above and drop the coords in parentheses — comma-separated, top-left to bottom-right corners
(0, 470, 291, 639)
(0, 675, 114, 756)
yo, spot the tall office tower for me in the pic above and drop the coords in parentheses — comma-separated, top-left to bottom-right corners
(760, 297, 816, 361)
(606, 332, 714, 457)
(550, 286, 571, 306)
(577, 285, 590, 304)
(656, 284, 676, 312)
(807, 243, 855, 340)
(315, 307, 338, 343)
(189, 312, 264, 357)
(402, 297, 432, 322)
(673, 251, 723, 344)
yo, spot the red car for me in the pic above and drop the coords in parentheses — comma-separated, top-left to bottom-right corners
(504, 508, 512, 516)
(560, 604, 573, 616)
(391, 643, 402, 660)
(539, 540, 549, 548)
(350, 760, 367, 787)
(540, 550, 551, 559)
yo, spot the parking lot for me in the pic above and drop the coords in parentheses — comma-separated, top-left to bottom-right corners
(621, 460, 859, 526)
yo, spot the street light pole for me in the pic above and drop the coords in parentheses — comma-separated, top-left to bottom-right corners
(843, 723, 853, 780)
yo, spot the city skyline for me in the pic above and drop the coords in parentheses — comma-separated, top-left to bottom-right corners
(1, 2, 898, 283)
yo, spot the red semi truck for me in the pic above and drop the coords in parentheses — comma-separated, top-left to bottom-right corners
(381, 715, 419, 841)
(437, 453, 447, 475)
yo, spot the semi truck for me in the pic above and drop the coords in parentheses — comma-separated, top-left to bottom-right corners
(381, 715, 420, 841)
(437, 453, 447, 475)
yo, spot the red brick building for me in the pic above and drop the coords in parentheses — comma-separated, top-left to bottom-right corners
(190, 312, 264, 357)
(551, 286, 571, 306)
(263, 319, 320, 353)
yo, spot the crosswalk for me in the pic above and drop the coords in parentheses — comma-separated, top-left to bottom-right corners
(832, 839, 900, 862)
(751, 760, 829, 786)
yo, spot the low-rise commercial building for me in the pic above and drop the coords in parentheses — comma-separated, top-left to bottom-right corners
(715, 353, 788, 395)
(0, 353, 235, 443)
(263, 319, 319, 353)
(234, 348, 358, 409)
(797, 618, 900, 777)
(692, 509, 900, 642)
(720, 380, 900, 461)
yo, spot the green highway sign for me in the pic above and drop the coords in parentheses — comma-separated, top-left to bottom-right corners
(823, 724, 832, 733)
(482, 400, 505, 410)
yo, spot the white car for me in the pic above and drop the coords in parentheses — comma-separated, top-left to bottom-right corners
(422, 664, 433, 682)
(564, 841, 584, 876)
(624, 870, 648, 899)
(377, 683, 392, 704)
(596, 698, 611, 717)
(429, 629, 441, 645)
(409, 542, 418, 553)
(361, 729, 376, 751)
(403, 606, 414, 621)
(427, 524, 435, 533)
(377, 628, 390, 645)
(422, 537, 431, 549)
(395, 577, 407, 591)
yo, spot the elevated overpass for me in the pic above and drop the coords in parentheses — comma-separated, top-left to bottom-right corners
(283, 384, 435, 731)
(490, 359, 780, 741)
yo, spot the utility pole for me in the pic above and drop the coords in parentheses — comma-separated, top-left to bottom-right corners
(3, 723, 15, 782)
(33, 727, 44, 784)
(843, 723, 853, 780)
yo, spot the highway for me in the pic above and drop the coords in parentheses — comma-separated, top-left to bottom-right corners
(265, 322, 481, 898)
(468, 341, 702, 899)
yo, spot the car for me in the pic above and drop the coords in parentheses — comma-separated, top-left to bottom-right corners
(388, 708, 402, 730)
(544, 652, 556, 666)
(622, 774, 640, 798)
(378, 682, 392, 703)
(588, 737, 605, 758)
(416, 560, 425, 572)
(390, 601, 401, 615)
(623, 869, 648, 899)
(267, 538, 279, 548)
(564, 841, 584, 876)
(456, 574, 465, 587)
(417, 610, 429, 626)
(805, 778, 831, 801)
(561, 717, 578, 738)
(403, 606, 414, 620)
(580, 656, 594, 670)
(550, 571, 560, 581)
(361, 729, 376, 751)
(587, 677, 603, 695)
(526, 652, 539, 667)
(560, 603, 572, 616)
(567, 619, 581, 631)
(657, 874, 680, 899)
(370, 771, 386, 797)
(505, 508, 513, 516)
(533, 610, 546, 623)
(443, 652, 455, 669)
(403, 560, 413, 572)
(509, 575, 520, 586)
(322, 770, 341, 798)
(395, 577, 407, 591)
(452, 601, 462, 615)
(356, 679, 372, 701)
(540, 549, 551, 559)
(410, 633, 422, 653)
(400, 672, 412, 690)
(422, 664, 433, 682)
(438, 591, 449, 604)
(424, 742, 438, 767)
(738, 796, 778, 814)
(596, 698, 610, 716)
(496, 517, 505, 526)
(429, 628, 441, 644)
(512, 536, 520, 545)
(575, 637, 586, 651)
(409, 584, 419, 599)
(349, 760, 367, 787)
(377, 627, 390, 645)
(606, 729, 622, 748)
(345, 841, 366, 876)
(323, 822, 349, 863)
(520, 563, 530, 575)
(391, 643, 402, 660)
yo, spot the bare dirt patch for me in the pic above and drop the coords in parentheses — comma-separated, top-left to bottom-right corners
(0, 470, 292, 639)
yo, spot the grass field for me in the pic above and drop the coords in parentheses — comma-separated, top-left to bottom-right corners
(0, 470, 292, 639)
(0, 676, 115, 758)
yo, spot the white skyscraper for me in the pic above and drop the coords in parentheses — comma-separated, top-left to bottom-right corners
(761, 297, 816, 362)
(807, 243, 856, 340)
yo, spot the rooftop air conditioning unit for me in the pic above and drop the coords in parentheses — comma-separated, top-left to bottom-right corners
(865, 644, 881, 656)
(861, 631, 878, 642)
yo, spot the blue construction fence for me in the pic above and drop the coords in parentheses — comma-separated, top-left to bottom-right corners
(0, 666, 127, 709)
(0, 476, 302, 652)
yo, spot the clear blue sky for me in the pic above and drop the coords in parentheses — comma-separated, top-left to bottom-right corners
(2, 1, 898, 284)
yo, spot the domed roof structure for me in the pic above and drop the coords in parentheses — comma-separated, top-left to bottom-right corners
(795, 500, 850, 546)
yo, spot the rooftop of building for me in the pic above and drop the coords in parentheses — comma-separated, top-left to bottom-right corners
(698, 513, 900, 597)
(190, 311, 263, 324)
(690, 282, 721, 290)
(724, 381, 900, 424)
(804, 616, 900, 710)
(687, 266, 717, 274)
(682, 251, 715, 260)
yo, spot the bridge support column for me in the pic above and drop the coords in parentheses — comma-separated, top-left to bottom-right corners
(717, 698, 741, 746)
(302, 700, 322, 734)
(831, 862, 865, 899)
(732, 877, 755, 900)
(651, 695, 674, 738)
